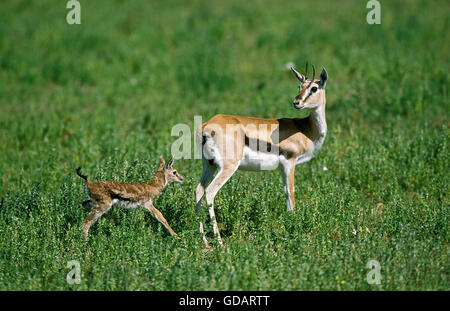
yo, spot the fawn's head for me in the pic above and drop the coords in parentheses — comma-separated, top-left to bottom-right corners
(291, 62, 328, 110)
(158, 155, 184, 184)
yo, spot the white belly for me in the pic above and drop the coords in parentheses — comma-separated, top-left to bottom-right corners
(238, 146, 280, 171)
(111, 199, 144, 209)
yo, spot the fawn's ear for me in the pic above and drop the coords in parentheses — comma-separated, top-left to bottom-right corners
(165, 156, 174, 169)
(158, 155, 165, 169)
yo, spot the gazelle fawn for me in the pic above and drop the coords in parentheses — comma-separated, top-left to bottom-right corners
(77, 156, 184, 241)
(195, 63, 328, 246)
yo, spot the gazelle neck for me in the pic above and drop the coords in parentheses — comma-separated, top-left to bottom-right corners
(308, 102, 327, 143)
(148, 170, 166, 195)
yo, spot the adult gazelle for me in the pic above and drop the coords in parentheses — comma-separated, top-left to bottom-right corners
(195, 63, 328, 246)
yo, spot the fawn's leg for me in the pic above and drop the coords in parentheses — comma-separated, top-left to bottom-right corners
(144, 202, 179, 239)
(82, 198, 110, 241)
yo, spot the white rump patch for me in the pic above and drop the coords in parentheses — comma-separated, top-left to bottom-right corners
(202, 134, 222, 167)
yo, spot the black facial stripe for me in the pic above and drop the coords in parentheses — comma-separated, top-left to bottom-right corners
(300, 81, 315, 96)
(304, 92, 313, 101)
(306, 87, 316, 101)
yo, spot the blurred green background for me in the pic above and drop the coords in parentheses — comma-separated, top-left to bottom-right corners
(0, 0, 448, 290)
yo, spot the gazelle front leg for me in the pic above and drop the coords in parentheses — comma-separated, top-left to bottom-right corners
(204, 161, 239, 247)
(144, 201, 179, 239)
(280, 159, 296, 213)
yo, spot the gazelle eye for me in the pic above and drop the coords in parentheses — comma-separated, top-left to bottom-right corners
(173, 171, 177, 175)
(311, 86, 318, 93)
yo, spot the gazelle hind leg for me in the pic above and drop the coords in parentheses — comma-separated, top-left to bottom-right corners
(82, 199, 110, 241)
(195, 159, 216, 246)
(195, 159, 216, 212)
(204, 161, 240, 247)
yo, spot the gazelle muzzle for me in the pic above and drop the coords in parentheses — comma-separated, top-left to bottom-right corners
(293, 96, 306, 110)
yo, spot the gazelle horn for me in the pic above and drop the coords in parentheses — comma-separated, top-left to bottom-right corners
(305, 61, 308, 79)
(312, 64, 316, 81)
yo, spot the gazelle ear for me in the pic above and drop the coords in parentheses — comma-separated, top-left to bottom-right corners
(319, 67, 328, 89)
(290, 67, 305, 83)
(158, 155, 165, 169)
(165, 156, 174, 169)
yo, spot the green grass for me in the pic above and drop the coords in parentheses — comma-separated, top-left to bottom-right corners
(0, 0, 448, 290)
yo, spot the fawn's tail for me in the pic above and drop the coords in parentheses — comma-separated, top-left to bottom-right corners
(76, 167, 88, 182)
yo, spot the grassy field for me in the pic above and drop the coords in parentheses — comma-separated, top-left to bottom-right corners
(0, 0, 448, 290)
